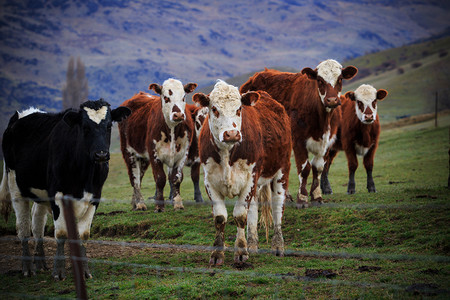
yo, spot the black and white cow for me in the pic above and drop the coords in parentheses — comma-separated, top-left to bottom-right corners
(0, 99, 130, 279)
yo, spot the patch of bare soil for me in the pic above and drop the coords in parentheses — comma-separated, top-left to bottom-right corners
(0, 235, 152, 275)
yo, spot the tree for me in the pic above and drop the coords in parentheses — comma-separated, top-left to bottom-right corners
(62, 57, 88, 110)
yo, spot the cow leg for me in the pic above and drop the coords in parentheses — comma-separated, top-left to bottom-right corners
(247, 194, 258, 253)
(31, 202, 50, 271)
(321, 149, 338, 195)
(152, 160, 166, 212)
(8, 172, 34, 276)
(296, 161, 311, 209)
(52, 192, 67, 280)
(168, 165, 184, 210)
(310, 155, 324, 204)
(206, 186, 227, 266)
(345, 149, 358, 194)
(271, 172, 287, 257)
(124, 150, 147, 211)
(233, 196, 250, 263)
(191, 162, 204, 203)
(77, 199, 97, 279)
(364, 148, 377, 193)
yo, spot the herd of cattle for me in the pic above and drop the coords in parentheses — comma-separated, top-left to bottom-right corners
(0, 59, 388, 278)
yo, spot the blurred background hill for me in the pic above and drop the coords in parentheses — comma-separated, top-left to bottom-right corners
(1, 0, 449, 154)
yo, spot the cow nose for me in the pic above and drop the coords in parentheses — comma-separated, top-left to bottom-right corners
(94, 151, 110, 162)
(326, 97, 340, 107)
(223, 130, 241, 143)
(172, 112, 184, 122)
(364, 115, 374, 123)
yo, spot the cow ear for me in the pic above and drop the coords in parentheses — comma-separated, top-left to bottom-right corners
(342, 66, 358, 80)
(184, 83, 198, 94)
(63, 110, 81, 127)
(112, 106, 132, 122)
(301, 67, 317, 80)
(241, 91, 260, 106)
(376, 89, 388, 101)
(345, 91, 356, 101)
(149, 83, 162, 95)
(192, 93, 210, 108)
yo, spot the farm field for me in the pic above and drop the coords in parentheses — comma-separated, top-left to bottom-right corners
(0, 113, 449, 299)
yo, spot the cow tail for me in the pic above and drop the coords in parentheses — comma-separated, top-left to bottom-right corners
(0, 160, 12, 223)
(258, 184, 273, 243)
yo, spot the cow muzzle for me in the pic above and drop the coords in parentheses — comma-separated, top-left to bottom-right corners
(223, 130, 241, 143)
(363, 115, 375, 124)
(94, 151, 110, 163)
(172, 112, 185, 122)
(325, 97, 341, 109)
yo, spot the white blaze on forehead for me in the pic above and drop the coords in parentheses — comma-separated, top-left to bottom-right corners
(84, 106, 108, 124)
(208, 80, 242, 144)
(354, 84, 377, 106)
(18, 107, 46, 119)
(316, 59, 343, 87)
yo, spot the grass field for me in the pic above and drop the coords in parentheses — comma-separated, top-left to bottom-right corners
(0, 112, 449, 299)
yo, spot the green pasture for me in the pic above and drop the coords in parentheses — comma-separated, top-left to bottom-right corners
(1, 114, 449, 299)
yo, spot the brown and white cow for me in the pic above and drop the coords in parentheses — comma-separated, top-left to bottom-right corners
(193, 80, 291, 265)
(321, 84, 388, 194)
(240, 59, 357, 208)
(184, 103, 208, 203)
(118, 78, 197, 212)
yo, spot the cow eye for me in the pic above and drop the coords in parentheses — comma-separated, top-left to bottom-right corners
(357, 101, 364, 111)
(211, 106, 219, 118)
(164, 96, 170, 103)
(372, 100, 377, 109)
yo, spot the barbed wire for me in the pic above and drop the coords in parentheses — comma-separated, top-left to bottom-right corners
(2, 194, 449, 211)
(1, 236, 448, 263)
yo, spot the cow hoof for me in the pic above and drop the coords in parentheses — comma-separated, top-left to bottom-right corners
(368, 187, 377, 193)
(52, 273, 66, 281)
(347, 189, 356, 195)
(134, 202, 147, 211)
(234, 254, 249, 263)
(310, 199, 323, 207)
(209, 252, 225, 266)
(34, 259, 48, 271)
(174, 204, 184, 211)
(194, 195, 204, 203)
(296, 201, 309, 209)
(272, 247, 285, 257)
(154, 206, 165, 213)
(85, 272, 93, 279)
(247, 242, 258, 254)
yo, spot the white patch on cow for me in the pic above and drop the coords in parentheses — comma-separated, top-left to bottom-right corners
(153, 130, 190, 168)
(195, 107, 209, 137)
(207, 81, 242, 149)
(126, 146, 149, 160)
(77, 192, 96, 240)
(160, 78, 187, 127)
(306, 130, 333, 158)
(84, 106, 108, 124)
(354, 84, 378, 123)
(355, 143, 370, 156)
(30, 188, 48, 200)
(18, 107, 46, 119)
(316, 59, 342, 87)
(203, 155, 255, 200)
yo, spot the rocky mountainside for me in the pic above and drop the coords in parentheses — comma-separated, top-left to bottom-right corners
(0, 0, 449, 123)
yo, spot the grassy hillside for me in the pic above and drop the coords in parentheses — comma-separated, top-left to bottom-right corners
(1, 114, 449, 298)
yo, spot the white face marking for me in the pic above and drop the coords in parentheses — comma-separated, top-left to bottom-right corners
(18, 107, 46, 119)
(160, 78, 187, 127)
(207, 81, 242, 149)
(316, 59, 343, 87)
(354, 84, 378, 124)
(84, 106, 108, 124)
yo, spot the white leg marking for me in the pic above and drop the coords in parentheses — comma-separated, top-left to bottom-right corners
(31, 202, 50, 239)
(8, 171, 31, 239)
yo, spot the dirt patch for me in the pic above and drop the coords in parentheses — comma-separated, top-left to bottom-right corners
(305, 268, 337, 279)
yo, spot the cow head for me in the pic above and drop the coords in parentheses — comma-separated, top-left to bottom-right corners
(192, 106, 209, 138)
(149, 78, 197, 128)
(345, 84, 388, 124)
(302, 59, 358, 112)
(63, 99, 131, 163)
(193, 80, 259, 150)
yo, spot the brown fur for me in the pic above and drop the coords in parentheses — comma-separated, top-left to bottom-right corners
(118, 92, 194, 211)
(240, 65, 357, 206)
